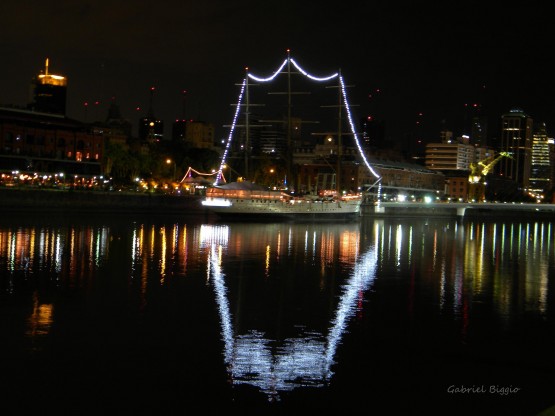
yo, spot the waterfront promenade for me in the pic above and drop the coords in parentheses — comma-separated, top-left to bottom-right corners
(363, 201, 555, 218)
(2, 187, 555, 219)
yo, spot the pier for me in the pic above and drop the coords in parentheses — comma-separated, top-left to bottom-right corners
(362, 201, 555, 218)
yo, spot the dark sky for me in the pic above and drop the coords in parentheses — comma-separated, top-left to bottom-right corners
(1, 1, 554, 144)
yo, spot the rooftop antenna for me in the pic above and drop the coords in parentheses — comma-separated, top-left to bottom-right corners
(148, 86, 155, 118)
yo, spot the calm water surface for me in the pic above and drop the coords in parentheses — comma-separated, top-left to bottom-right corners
(1, 213, 554, 415)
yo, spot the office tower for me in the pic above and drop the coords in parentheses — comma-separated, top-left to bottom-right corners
(528, 122, 553, 199)
(498, 108, 533, 191)
(138, 87, 163, 142)
(28, 58, 67, 115)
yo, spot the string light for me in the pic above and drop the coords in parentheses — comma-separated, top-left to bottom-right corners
(216, 53, 382, 184)
(215, 79, 246, 184)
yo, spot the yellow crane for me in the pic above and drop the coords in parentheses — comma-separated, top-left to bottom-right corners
(468, 152, 512, 202)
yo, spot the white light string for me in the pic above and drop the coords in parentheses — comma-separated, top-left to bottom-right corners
(216, 54, 381, 184)
(339, 75, 381, 179)
(215, 78, 246, 184)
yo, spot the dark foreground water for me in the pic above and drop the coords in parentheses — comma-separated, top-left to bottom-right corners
(1, 213, 554, 415)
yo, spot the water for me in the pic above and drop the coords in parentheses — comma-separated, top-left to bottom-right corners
(1, 213, 554, 415)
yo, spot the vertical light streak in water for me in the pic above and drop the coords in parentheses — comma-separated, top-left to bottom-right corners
(312, 231, 317, 260)
(8, 231, 15, 272)
(171, 224, 179, 275)
(474, 222, 487, 293)
(537, 222, 550, 313)
(276, 231, 282, 260)
(408, 226, 413, 266)
(37, 229, 45, 270)
(149, 225, 155, 260)
(431, 229, 438, 272)
(88, 230, 94, 269)
(100, 227, 106, 262)
(491, 223, 497, 261)
(68, 228, 76, 282)
(139, 226, 148, 307)
(526, 222, 548, 314)
(287, 227, 293, 257)
(438, 225, 449, 312)
(265, 245, 271, 278)
(160, 226, 167, 284)
(501, 223, 506, 255)
(523, 223, 529, 260)
(395, 224, 403, 268)
(94, 227, 102, 268)
(210, 243, 235, 363)
(130, 224, 143, 278)
(54, 233, 62, 274)
(375, 221, 385, 262)
(28, 229, 35, 272)
(548, 223, 553, 254)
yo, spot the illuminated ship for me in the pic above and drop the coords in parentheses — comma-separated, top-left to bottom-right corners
(202, 179, 362, 220)
(202, 51, 381, 221)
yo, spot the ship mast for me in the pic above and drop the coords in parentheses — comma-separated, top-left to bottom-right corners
(286, 51, 293, 187)
(244, 68, 251, 178)
(336, 69, 342, 195)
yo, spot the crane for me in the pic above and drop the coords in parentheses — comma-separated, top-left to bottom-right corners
(468, 152, 512, 202)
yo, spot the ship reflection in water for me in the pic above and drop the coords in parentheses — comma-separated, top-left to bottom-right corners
(1, 216, 554, 414)
(203, 223, 377, 400)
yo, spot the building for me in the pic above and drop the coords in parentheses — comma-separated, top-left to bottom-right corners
(28, 58, 67, 116)
(528, 122, 553, 199)
(138, 87, 164, 143)
(0, 107, 104, 176)
(424, 140, 475, 170)
(497, 108, 533, 192)
(184, 120, 215, 149)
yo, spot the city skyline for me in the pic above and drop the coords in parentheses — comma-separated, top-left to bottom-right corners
(1, 1, 554, 143)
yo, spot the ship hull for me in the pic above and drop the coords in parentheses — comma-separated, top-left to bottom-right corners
(202, 197, 361, 221)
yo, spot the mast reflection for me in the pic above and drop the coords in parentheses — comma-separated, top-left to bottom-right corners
(204, 223, 377, 400)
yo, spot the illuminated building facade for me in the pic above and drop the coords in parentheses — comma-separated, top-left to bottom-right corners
(498, 109, 533, 191)
(528, 122, 553, 199)
(0, 107, 104, 175)
(28, 58, 67, 115)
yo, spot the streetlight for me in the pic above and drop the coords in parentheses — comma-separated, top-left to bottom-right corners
(166, 158, 176, 181)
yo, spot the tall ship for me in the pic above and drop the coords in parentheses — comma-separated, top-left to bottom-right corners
(202, 50, 381, 221)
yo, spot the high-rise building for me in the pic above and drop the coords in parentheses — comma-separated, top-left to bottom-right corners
(28, 58, 67, 115)
(462, 103, 488, 147)
(528, 122, 553, 199)
(138, 87, 164, 143)
(498, 108, 533, 191)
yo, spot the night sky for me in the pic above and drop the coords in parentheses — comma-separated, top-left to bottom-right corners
(1, 1, 554, 145)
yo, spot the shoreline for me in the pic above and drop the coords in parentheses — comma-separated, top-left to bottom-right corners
(2, 187, 554, 221)
(0, 187, 211, 215)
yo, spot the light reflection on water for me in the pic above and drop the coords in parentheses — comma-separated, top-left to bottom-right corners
(1, 216, 554, 412)
(206, 223, 377, 400)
